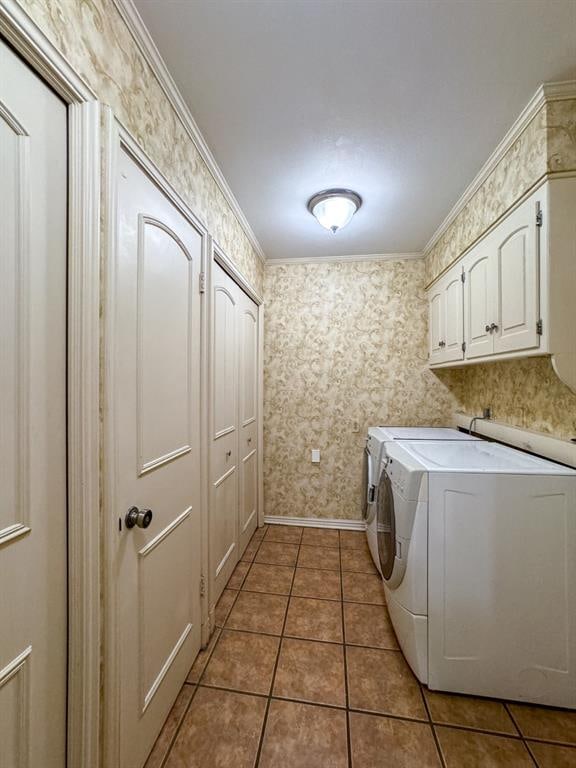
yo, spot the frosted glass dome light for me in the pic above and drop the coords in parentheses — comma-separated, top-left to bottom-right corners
(307, 189, 362, 233)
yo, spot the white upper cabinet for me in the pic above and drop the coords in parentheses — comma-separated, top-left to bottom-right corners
(429, 182, 551, 369)
(428, 263, 464, 365)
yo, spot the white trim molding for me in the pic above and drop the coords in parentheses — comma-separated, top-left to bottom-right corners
(454, 412, 576, 468)
(424, 80, 576, 257)
(266, 252, 422, 266)
(264, 515, 366, 531)
(111, 0, 266, 264)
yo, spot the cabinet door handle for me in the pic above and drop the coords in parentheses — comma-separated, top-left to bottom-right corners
(439, 340, 446, 348)
(490, 323, 499, 332)
(485, 324, 491, 333)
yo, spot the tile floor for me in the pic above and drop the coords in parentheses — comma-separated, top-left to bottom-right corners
(146, 525, 576, 768)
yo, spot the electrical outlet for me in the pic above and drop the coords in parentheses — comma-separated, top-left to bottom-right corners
(311, 449, 320, 463)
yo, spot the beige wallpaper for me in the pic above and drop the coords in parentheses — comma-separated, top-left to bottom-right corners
(264, 259, 460, 521)
(426, 98, 576, 285)
(427, 96, 576, 443)
(18, 0, 264, 293)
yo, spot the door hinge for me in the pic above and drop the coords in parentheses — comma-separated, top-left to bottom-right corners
(200, 574, 206, 597)
(536, 319, 543, 335)
(199, 272, 206, 293)
(461, 272, 465, 283)
(462, 341, 467, 353)
(536, 205, 543, 228)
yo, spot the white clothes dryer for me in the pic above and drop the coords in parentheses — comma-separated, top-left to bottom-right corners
(378, 439, 576, 708)
(364, 427, 479, 573)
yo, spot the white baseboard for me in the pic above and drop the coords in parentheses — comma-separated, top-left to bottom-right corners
(263, 515, 366, 531)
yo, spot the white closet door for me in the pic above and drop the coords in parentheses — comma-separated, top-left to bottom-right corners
(238, 291, 259, 553)
(464, 240, 494, 359)
(210, 262, 240, 602)
(0, 40, 67, 767)
(492, 196, 540, 355)
(113, 147, 203, 768)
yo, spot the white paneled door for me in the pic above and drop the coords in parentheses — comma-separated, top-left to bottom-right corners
(210, 262, 259, 604)
(238, 290, 259, 553)
(113, 147, 203, 768)
(210, 262, 240, 600)
(0, 40, 68, 767)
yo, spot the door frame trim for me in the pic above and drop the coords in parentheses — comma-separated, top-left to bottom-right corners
(0, 2, 102, 767)
(101, 113, 209, 766)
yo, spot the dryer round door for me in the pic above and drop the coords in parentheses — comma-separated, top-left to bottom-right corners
(376, 465, 396, 580)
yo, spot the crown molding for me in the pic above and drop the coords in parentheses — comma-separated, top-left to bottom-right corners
(266, 252, 423, 266)
(111, 0, 267, 264)
(423, 79, 576, 256)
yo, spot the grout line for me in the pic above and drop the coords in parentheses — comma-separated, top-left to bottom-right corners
(339, 532, 353, 768)
(253, 528, 303, 767)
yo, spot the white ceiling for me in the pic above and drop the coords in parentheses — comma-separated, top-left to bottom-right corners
(134, 0, 576, 261)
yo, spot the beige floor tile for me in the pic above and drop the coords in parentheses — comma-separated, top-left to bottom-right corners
(297, 545, 341, 571)
(343, 602, 399, 649)
(342, 572, 386, 605)
(291, 568, 342, 601)
(339, 530, 369, 550)
(255, 541, 299, 566)
(435, 726, 533, 767)
(225, 590, 288, 635)
(258, 699, 348, 768)
(187, 629, 221, 683)
(301, 528, 340, 548)
(350, 711, 442, 768)
(252, 525, 268, 540)
(347, 646, 426, 720)
(265, 524, 303, 544)
(528, 741, 576, 767)
(242, 563, 295, 595)
(145, 684, 195, 768)
(165, 687, 266, 768)
(226, 561, 251, 590)
(241, 539, 261, 562)
(214, 589, 238, 627)
(508, 703, 576, 745)
(273, 638, 346, 707)
(284, 596, 343, 643)
(340, 547, 377, 574)
(423, 689, 517, 735)
(202, 630, 280, 695)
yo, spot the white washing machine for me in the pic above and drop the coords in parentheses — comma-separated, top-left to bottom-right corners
(364, 427, 478, 573)
(378, 439, 576, 708)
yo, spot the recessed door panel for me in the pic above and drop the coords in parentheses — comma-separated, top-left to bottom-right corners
(493, 199, 539, 354)
(443, 273, 464, 362)
(464, 245, 493, 359)
(241, 449, 257, 534)
(241, 308, 257, 426)
(138, 218, 194, 474)
(428, 288, 444, 363)
(213, 285, 237, 438)
(213, 468, 238, 578)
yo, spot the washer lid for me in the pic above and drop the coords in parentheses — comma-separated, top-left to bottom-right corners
(381, 426, 479, 441)
(394, 440, 576, 475)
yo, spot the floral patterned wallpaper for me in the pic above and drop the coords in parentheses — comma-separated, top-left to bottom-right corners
(263, 260, 460, 520)
(18, 0, 264, 293)
(427, 96, 576, 444)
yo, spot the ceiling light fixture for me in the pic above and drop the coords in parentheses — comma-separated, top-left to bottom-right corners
(307, 188, 362, 233)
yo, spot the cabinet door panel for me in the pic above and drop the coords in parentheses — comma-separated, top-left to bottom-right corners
(444, 272, 464, 362)
(493, 200, 539, 354)
(464, 244, 493, 359)
(428, 287, 445, 364)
